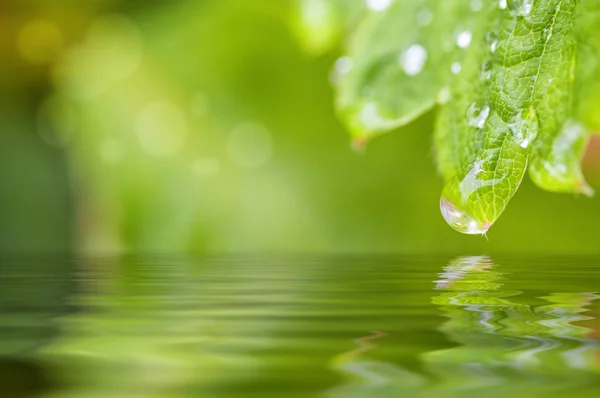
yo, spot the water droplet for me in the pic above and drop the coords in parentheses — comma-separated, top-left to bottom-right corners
(440, 158, 505, 235)
(416, 8, 433, 26)
(480, 61, 492, 81)
(508, 108, 538, 148)
(451, 62, 461, 75)
(440, 197, 491, 235)
(456, 31, 472, 49)
(466, 101, 490, 129)
(331, 56, 353, 85)
(508, 0, 534, 16)
(485, 31, 499, 54)
(498, 0, 507, 10)
(334, 56, 353, 75)
(470, 0, 483, 12)
(399, 44, 427, 76)
(366, 0, 391, 12)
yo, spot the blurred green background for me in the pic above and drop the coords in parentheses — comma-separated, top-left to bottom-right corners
(2, 0, 600, 256)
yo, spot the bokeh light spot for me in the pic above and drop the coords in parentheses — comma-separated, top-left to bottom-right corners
(136, 101, 187, 157)
(18, 20, 64, 64)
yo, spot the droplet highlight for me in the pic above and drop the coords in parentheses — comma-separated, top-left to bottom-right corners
(508, 0, 534, 16)
(507, 108, 539, 149)
(440, 197, 491, 235)
(399, 44, 427, 76)
(366, 0, 391, 12)
(466, 101, 490, 129)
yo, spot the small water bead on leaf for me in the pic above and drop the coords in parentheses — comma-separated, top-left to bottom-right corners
(335, 56, 353, 76)
(507, 0, 534, 17)
(507, 108, 539, 149)
(485, 31, 499, 53)
(498, 0, 508, 10)
(451, 62, 462, 75)
(331, 56, 353, 85)
(466, 101, 490, 128)
(480, 61, 492, 81)
(366, 0, 392, 12)
(399, 44, 428, 76)
(456, 31, 472, 49)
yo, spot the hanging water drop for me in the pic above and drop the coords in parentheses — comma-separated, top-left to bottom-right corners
(456, 31, 472, 49)
(480, 61, 492, 81)
(466, 101, 490, 129)
(440, 197, 491, 235)
(498, 0, 507, 10)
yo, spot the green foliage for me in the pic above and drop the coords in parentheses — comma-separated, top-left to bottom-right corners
(295, 0, 600, 234)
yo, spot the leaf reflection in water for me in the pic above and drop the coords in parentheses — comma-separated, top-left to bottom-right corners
(426, 256, 600, 396)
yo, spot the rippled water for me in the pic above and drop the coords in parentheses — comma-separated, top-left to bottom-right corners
(3, 255, 600, 397)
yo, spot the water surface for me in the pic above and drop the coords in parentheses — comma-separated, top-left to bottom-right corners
(2, 255, 600, 397)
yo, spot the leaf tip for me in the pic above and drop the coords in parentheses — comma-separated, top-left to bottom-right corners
(578, 181, 595, 197)
(351, 136, 368, 153)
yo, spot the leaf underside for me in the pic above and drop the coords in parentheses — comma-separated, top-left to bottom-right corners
(294, 0, 600, 234)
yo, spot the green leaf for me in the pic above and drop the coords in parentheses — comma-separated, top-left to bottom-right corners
(434, 3, 495, 182)
(439, 0, 581, 234)
(573, 0, 600, 132)
(528, 0, 594, 195)
(335, 0, 484, 143)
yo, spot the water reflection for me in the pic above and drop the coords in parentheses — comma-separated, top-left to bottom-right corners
(427, 256, 600, 396)
(2, 256, 600, 397)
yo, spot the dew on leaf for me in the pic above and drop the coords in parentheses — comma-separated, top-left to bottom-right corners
(508, 0, 534, 17)
(334, 56, 353, 75)
(399, 44, 427, 76)
(456, 31, 472, 49)
(440, 197, 490, 235)
(485, 31, 499, 53)
(507, 108, 538, 148)
(451, 62, 461, 75)
(498, 0, 507, 10)
(480, 61, 492, 81)
(366, 0, 391, 12)
(466, 101, 490, 128)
